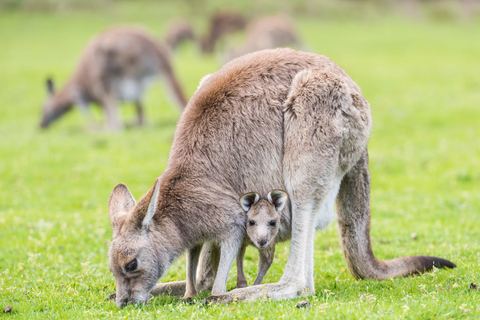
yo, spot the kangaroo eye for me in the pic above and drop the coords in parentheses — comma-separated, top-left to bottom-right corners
(269, 220, 276, 227)
(125, 259, 138, 272)
(248, 220, 255, 226)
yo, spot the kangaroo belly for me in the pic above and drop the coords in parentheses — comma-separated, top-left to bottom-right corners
(114, 76, 156, 102)
(315, 176, 342, 230)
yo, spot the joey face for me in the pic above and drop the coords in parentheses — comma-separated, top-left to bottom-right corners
(239, 190, 288, 249)
(246, 200, 280, 248)
(108, 180, 169, 308)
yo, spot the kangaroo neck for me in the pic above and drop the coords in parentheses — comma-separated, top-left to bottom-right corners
(151, 170, 212, 252)
(56, 79, 80, 110)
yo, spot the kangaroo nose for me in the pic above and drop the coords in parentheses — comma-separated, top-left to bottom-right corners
(129, 293, 148, 306)
(116, 295, 128, 308)
(258, 238, 267, 248)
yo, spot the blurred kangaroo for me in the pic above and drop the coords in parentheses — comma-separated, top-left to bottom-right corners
(107, 48, 455, 307)
(224, 15, 305, 62)
(165, 19, 195, 50)
(41, 27, 188, 130)
(235, 190, 289, 288)
(201, 11, 246, 54)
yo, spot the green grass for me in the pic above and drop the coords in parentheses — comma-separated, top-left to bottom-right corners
(1, 3, 479, 319)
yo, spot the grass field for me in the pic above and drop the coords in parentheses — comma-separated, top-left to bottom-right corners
(1, 3, 479, 319)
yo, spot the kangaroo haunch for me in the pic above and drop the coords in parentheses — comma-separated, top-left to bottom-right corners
(107, 48, 456, 307)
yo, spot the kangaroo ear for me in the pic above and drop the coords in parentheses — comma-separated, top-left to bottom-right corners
(108, 183, 136, 229)
(267, 189, 288, 212)
(131, 179, 160, 229)
(197, 73, 212, 90)
(46, 78, 55, 95)
(239, 192, 260, 212)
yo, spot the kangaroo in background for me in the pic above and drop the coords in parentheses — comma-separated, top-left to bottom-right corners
(235, 190, 289, 288)
(41, 27, 188, 130)
(224, 15, 305, 62)
(200, 11, 246, 54)
(165, 19, 196, 51)
(107, 48, 455, 307)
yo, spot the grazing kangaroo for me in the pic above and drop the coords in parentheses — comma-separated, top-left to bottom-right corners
(41, 27, 187, 130)
(224, 15, 305, 62)
(235, 190, 289, 288)
(201, 11, 246, 54)
(165, 19, 195, 50)
(107, 48, 455, 307)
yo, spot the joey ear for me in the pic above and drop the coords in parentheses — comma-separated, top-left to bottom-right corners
(267, 189, 288, 212)
(46, 78, 55, 95)
(108, 183, 136, 228)
(239, 192, 260, 212)
(131, 179, 161, 229)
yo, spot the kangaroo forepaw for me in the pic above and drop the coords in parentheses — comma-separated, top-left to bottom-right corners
(203, 294, 233, 305)
(106, 293, 116, 301)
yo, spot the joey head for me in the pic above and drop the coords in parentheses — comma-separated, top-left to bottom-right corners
(240, 190, 288, 249)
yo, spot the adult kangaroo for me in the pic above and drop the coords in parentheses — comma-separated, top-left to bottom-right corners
(107, 48, 455, 307)
(41, 27, 187, 130)
(224, 15, 305, 62)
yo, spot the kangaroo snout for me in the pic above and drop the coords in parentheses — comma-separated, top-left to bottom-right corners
(39, 118, 49, 129)
(116, 294, 129, 308)
(116, 292, 148, 308)
(129, 294, 148, 306)
(257, 238, 268, 248)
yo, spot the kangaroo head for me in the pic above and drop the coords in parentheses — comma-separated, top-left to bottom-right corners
(40, 78, 73, 128)
(239, 190, 288, 248)
(108, 179, 170, 307)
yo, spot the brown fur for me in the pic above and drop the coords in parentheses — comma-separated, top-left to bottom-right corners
(108, 48, 455, 307)
(41, 26, 187, 130)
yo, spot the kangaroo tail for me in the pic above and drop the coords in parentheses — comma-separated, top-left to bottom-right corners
(335, 151, 455, 280)
(374, 255, 456, 279)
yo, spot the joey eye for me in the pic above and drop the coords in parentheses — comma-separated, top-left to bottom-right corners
(269, 220, 276, 227)
(125, 259, 138, 272)
(248, 220, 255, 226)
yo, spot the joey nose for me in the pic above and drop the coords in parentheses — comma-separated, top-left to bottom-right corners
(257, 238, 267, 248)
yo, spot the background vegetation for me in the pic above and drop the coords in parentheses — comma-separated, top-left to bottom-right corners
(0, 0, 479, 318)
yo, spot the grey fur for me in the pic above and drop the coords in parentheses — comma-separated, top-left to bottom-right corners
(41, 26, 187, 130)
(107, 48, 455, 307)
